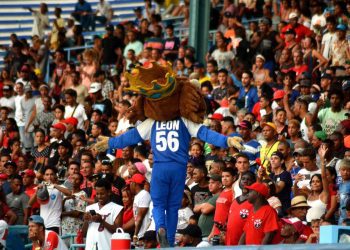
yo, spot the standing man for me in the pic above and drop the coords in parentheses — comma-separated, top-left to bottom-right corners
(238, 182, 280, 245)
(101, 24, 123, 71)
(64, 89, 89, 131)
(238, 120, 261, 167)
(25, 3, 49, 39)
(260, 122, 279, 170)
(129, 173, 151, 244)
(238, 70, 258, 112)
(82, 178, 123, 250)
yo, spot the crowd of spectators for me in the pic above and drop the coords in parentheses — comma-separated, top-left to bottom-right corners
(0, 0, 350, 249)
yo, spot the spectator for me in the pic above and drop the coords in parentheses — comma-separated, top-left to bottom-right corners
(239, 182, 280, 245)
(177, 224, 211, 247)
(89, 82, 113, 120)
(268, 151, 292, 214)
(280, 217, 304, 244)
(6, 175, 29, 225)
(226, 171, 256, 245)
(260, 122, 280, 170)
(93, 0, 112, 30)
(61, 173, 87, 244)
(238, 70, 259, 112)
(194, 174, 222, 238)
(210, 168, 237, 239)
(50, 8, 65, 51)
(25, 3, 49, 40)
(129, 173, 151, 243)
(72, 0, 94, 31)
(281, 12, 313, 43)
(191, 165, 210, 206)
(101, 24, 123, 70)
(82, 178, 123, 249)
(28, 215, 68, 250)
(338, 158, 350, 224)
(177, 190, 194, 230)
(64, 89, 89, 131)
(321, 16, 337, 60)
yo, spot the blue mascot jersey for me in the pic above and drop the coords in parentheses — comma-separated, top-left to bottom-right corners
(108, 117, 229, 165)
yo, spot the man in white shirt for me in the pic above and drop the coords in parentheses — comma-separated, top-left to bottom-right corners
(0, 85, 16, 118)
(321, 16, 338, 59)
(295, 149, 321, 190)
(129, 174, 151, 242)
(64, 89, 89, 131)
(14, 82, 25, 146)
(25, 3, 50, 39)
(83, 178, 123, 250)
(28, 167, 69, 234)
(93, 0, 112, 30)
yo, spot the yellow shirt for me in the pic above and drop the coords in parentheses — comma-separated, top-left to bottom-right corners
(260, 141, 280, 172)
(199, 76, 211, 85)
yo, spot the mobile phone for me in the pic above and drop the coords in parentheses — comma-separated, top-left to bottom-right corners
(90, 210, 96, 216)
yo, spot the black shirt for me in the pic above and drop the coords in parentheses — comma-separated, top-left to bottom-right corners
(102, 35, 123, 65)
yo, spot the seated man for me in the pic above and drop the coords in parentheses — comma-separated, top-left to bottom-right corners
(28, 215, 68, 250)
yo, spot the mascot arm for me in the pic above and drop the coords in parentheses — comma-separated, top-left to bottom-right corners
(182, 117, 244, 150)
(107, 118, 154, 153)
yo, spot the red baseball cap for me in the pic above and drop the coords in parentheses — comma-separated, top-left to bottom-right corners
(245, 182, 269, 198)
(238, 120, 252, 130)
(273, 90, 285, 100)
(126, 173, 146, 185)
(0, 174, 8, 180)
(21, 169, 36, 178)
(281, 217, 304, 234)
(209, 113, 224, 121)
(345, 135, 350, 149)
(51, 123, 66, 132)
(62, 117, 78, 127)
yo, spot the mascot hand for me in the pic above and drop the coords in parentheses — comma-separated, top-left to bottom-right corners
(94, 136, 110, 152)
(227, 136, 244, 150)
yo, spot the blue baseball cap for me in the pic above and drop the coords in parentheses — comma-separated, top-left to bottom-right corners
(29, 215, 44, 225)
(337, 24, 348, 31)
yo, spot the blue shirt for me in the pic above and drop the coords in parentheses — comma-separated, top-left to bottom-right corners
(75, 1, 92, 13)
(339, 181, 350, 224)
(241, 139, 261, 166)
(108, 118, 229, 166)
(238, 86, 258, 112)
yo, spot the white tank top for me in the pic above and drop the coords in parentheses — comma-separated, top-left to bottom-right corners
(306, 195, 327, 222)
(300, 117, 309, 142)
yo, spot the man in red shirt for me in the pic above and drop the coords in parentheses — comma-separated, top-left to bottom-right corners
(210, 167, 237, 237)
(281, 12, 313, 43)
(22, 170, 39, 215)
(292, 50, 309, 80)
(226, 171, 256, 245)
(239, 182, 280, 245)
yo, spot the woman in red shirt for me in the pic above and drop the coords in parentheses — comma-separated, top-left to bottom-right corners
(122, 187, 135, 235)
(1, 118, 19, 149)
(226, 171, 256, 245)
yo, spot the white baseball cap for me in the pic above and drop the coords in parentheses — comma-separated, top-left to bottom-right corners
(289, 12, 298, 19)
(88, 82, 102, 94)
